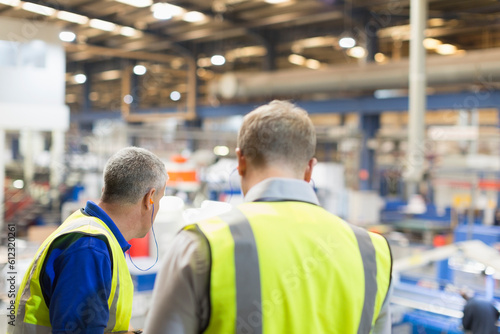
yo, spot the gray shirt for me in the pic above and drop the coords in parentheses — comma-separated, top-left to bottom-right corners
(144, 178, 392, 333)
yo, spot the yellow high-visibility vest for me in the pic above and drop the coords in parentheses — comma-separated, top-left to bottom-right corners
(190, 201, 392, 334)
(8, 210, 133, 334)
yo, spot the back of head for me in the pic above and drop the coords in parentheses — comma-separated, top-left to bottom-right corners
(102, 147, 167, 205)
(237, 100, 316, 174)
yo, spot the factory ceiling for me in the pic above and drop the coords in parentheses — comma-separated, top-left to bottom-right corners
(1, 0, 500, 116)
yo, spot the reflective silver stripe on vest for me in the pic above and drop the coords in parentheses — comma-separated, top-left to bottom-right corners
(349, 225, 378, 334)
(12, 217, 119, 333)
(8, 321, 51, 334)
(219, 209, 263, 334)
(105, 255, 121, 332)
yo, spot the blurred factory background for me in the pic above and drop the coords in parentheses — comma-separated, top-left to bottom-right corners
(1, 0, 500, 332)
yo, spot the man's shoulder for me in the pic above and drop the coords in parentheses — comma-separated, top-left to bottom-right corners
(49, 232, 112, 258)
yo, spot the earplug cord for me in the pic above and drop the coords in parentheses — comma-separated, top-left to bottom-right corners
(128, 203, 159, 271)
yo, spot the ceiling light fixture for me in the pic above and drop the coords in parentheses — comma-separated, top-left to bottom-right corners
(211, 55, 226, 66)
(374, 52, 386, 63)
(265, 0, 289, 4)
(115, 0, 152, 8)
(288, 54, 306, 66)
(0, 0, 20, 7)
(152, 3, 183, 20)
(89, 19, 116, 32)
(436, 43, 457, 55)
(74, 73, 87, 84)
(213, 146, 229, 156)
(197, 57, 211, 67)
(13, 179, 24, 189)
(423, 38, 442, 50)
(305, 58, 321, 70)
(338, 37, 356, 48)
(428, 18, 445, 27)
(21, 2, 55, 16)
(170, 91, 181, 101)
(123, 94, 134, 104)
(183, 11, 205, 23)
(59, 31, 76, 42)
(56, 11, 89, 24)
(120, 26, 140, 37)
(347, 46, 366, 58)
(133, 64, 147, 75)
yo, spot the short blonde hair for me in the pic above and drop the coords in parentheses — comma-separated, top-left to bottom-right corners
(237, 100, 316, 173)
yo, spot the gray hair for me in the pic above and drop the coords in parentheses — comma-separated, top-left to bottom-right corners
(237, 100, 316, 173)
(101, 147, 167, 204)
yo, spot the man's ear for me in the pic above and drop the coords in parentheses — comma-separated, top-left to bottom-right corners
(304, 158, 317, 182)
(236, 148, 246, 176)
(144, 188, 156, 210)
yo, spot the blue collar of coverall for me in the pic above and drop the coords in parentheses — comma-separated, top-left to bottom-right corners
(83, 200, 132, 252)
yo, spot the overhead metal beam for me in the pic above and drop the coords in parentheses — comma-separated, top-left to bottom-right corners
(64, 43, 178, 63)
(71, 91, 500, 122)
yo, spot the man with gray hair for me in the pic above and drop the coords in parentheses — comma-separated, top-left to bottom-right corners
(145, 100, 392, 333)
(9, 147, 167, 334)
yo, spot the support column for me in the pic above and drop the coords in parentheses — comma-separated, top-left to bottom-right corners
(469, 108, 479, 154)
(498, 108, 500, 210)
(366, 26, 378, 63)
(130, 60, 139, 111)
(50, 130, 65, 210)
(406, 0, 428, 198)
(262, 33, 277, 71)
(186, 56, 198, 120)
(436, 258, 454, 289)
(359, 114, 380, 191)
(21, 129, 35, 195)
(121, 62, 133, 121)
(0, 129, 5, 232)
(82, 64, 92, 113)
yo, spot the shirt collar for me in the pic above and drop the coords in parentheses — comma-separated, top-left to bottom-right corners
(83, 201, 131, 252)
(244, 177, 320, 205)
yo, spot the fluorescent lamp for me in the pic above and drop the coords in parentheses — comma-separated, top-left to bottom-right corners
(265, 0, 289, 3)
(152, 3, 183, 20)
(339, 37, 356, 48)
(115, 0, 152, 8)
(59, 31, 76, 42)
(56, 11, 89, 24)
(89, 19, 116, 32)
(0, 0, 20, 6)
(183, 11, 205, 23)
(21, 2, 55, 16)
(211, 55, 225, 66)
(288, 54, 305, 66)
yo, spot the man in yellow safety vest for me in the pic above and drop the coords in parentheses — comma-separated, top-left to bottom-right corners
(9, 147, 167, 333)
(145, 100, 392, 333)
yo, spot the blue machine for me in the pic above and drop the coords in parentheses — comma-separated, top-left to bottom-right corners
(455, 225, 500, 246)
(402, 310, 463, 334)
